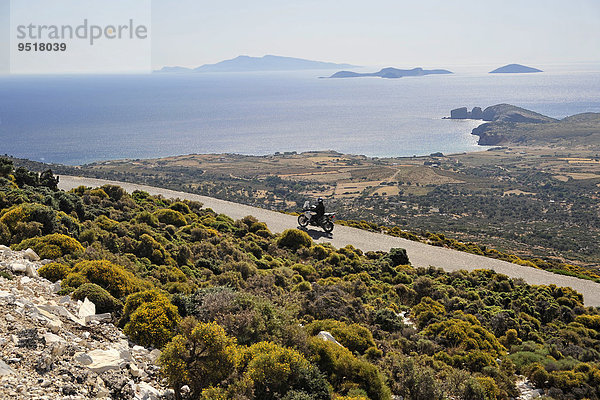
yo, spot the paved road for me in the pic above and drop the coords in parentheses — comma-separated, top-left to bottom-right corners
(58, 175, 600, 307)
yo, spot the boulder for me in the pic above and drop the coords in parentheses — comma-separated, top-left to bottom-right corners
(25, 263, 38, 278)
(23, 248, 40, 261)
(450, 107, 468, 119)
(48, 318, 63, 333)
(134, 382, 161, 400)
(148, 349, 162, 363)
(85, 313, 112, 323)
(74, 352, 93, 365)
(471, 107, 483, 119)
(43, 332, 66, 344)
(316, 331, 343, 347)
(78, 297, 96, 319)
(52, 281, 61, 293)
(10, 263, 26, 273)
(0, 359, 16, 376)
(85, 349, 125, 373)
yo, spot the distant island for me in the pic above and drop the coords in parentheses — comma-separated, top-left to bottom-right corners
(489, 64, 543, 74)
(156, 55, 357, 73)
(328, 67, 452, 79)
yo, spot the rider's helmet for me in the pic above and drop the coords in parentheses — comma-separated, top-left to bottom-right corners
(317, 197, 323, 203)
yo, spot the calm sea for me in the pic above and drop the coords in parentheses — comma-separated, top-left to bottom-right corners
(1, 66, 599, 165)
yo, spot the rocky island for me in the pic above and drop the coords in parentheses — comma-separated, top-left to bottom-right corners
(448, 103, 600, 146)
(489, 64, 543, 73)
(448, 104, 556, 123)
(328, 67, 452, 79)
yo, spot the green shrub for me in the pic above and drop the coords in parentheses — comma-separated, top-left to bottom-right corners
(120, 289, 169, 326)
(124, 296, 180, 348)
(67, 259, 146, 299)
(374, 308, 405, 332)
(0, 204, 30, 231)
(159, 321, 238, 397)
(278, 229, 312, 251)
(292, 263, 317, 279)
(384, 248, 409, 266)
(14, 233, 84, 259)
(170, 202, 191, 214)
(88, 188, 109, 199)
(306, 319, 376, 354)
(424, 316, 506, 359)
(0, 222, 10, 244)
(412, 297, 445, 328)
(153, 209, 187, 227)
(249, 222, 269, 233)
(134, 211, 159, 227)
(309, 337, 391, 400)
(310, 245, 330, 260)
(72, 283, 123, 314)
(38, 262, 72, 282)
(243, 341, 330, 400)
(100, 184, 127, 201)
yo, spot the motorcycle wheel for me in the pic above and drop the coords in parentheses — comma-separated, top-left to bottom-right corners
(298, 214, 309, 227)
(322, 221, 334, 233)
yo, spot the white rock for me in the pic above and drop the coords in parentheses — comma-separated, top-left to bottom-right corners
(74, 352, 93, 365)
(52, 281, 61, 293)
(43, 332, 66, 344)
(147, 349, 161, 363)
(134, 382, 161, 400)
(23, 248, 40, 261)
(78, 297, 96, 319)
(132, 345, 147, 352)
(25, 263, 38, 278)
(129, 363, 146, 378)
(85, 313, 111, 323)
(0, 359, 16, 376)
(86, 349, 125, 373)
(0, 245, 11, 251)
(48, 318, 62, 333)
(316, 331, 343, 347)
(10, 263, 26, 273)
(50, 342, 67, 357)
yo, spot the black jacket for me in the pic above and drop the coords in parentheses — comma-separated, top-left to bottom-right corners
(314, 202, 325, 218)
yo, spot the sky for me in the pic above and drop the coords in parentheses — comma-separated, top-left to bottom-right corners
(2, 0, 600, 73)
(151, 0, 600, 69)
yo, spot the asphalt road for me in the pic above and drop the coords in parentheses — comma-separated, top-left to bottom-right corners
(58, 175, 600, 307)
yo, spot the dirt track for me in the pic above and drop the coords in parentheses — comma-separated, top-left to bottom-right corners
(58, 175, 600, 307)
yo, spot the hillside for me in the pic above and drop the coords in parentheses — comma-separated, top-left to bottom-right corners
(2, 161, 600, 399)
(472, 112, 600, 146)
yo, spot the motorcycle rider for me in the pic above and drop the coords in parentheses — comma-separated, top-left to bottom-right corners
(312, 197, 325, 223)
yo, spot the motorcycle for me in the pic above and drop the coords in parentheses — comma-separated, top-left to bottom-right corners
(297, 201, 335, 233)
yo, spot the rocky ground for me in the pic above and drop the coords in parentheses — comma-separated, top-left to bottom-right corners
(0, 244, 545, 400)
(0, 246, 172, 400)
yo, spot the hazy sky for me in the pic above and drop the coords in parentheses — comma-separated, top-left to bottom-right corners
(151, 0, 600, 69)
(3, 0, 599, 73)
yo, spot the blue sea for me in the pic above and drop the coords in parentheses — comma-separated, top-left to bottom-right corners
(1, 65, 599, 165)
